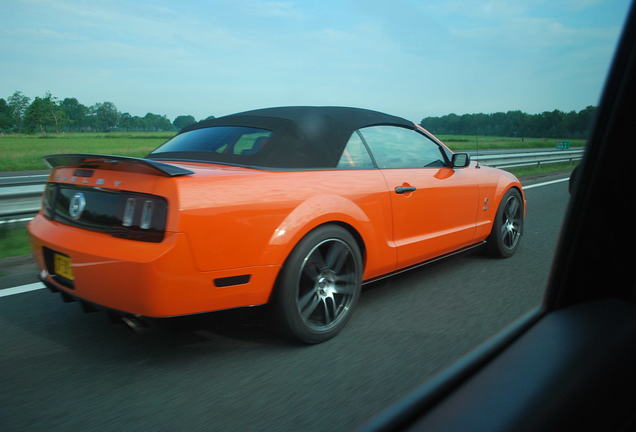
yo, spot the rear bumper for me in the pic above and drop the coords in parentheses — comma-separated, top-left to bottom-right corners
(28, 214, 280, 317)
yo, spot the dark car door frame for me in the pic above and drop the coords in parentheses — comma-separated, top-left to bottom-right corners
(358, 1, 636, 431)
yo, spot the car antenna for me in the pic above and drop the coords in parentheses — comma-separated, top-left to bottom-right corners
(475, 135, 481, 168)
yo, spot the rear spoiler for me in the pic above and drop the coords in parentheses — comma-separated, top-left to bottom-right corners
(44, 154, 194, 177)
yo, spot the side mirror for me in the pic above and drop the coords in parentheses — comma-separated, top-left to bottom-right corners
(451, 153, 471, 168)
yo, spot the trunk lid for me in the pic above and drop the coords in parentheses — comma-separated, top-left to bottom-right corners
(42, 154, 267, 242)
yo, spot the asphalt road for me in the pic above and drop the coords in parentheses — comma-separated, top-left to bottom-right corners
(0, 179, 569, 432)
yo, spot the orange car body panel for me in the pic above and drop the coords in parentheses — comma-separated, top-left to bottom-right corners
(29, 146, 524, 318)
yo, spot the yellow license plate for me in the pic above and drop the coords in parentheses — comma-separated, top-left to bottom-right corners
(54, 253, 74, 280)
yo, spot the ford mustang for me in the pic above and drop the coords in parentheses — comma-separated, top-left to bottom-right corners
(28, 106, 525, 343)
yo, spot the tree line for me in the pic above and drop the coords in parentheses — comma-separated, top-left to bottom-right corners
(0, 91, 213, 134)
(420, 106, 597, 139)
(0, 90, 598, 138)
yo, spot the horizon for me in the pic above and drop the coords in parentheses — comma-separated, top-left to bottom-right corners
(1, 88, 601, 124)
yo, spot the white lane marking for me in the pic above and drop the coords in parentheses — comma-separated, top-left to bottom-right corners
(0, 282, 45, 298)
(523, 177, 569, 190)
(0, 174, 571, 298)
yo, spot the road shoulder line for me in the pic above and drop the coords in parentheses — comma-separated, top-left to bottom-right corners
(0, 282, 45, 298)
(523, 177, 569, 190)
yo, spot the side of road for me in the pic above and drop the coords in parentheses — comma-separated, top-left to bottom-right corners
(0, 170, 573, 290)
(0, 254, 39, 289)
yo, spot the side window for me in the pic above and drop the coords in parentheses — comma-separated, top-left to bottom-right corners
(359, 126, 446, 169)
(337, 131, 375, 169)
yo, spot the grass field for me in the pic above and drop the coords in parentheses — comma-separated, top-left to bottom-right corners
(0, 132, 584, 172)
(0, 226, 31, 259)
(0, 132, 175, 171)
(437, 135, 585, 151)
(504, 161, 577, 178)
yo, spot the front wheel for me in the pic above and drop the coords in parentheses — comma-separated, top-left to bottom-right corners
(272, 225, 363, 344)
(486, 188, 524, 258)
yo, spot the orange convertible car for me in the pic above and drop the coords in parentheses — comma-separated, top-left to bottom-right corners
(28, 106, 524, 343)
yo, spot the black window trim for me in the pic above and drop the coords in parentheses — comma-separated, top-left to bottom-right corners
(336, 129, 379, 170)
(414, 127, 454, 165)
(148, 156, 374, 172)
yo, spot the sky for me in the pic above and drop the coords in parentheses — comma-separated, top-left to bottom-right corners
(0, 0, 632, 123)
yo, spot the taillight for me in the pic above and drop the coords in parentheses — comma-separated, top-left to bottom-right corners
(40, 184, 168, 243)
(112, 192, 168, 243)
(122, 197, 136, 227)
(140, 200, 154, 229)
(42, 183, 57, 218)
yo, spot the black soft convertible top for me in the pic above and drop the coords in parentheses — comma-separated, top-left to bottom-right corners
(149, 106, 415, 169)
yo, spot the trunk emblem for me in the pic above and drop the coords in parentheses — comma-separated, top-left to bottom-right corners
(69, 192, 86, 220)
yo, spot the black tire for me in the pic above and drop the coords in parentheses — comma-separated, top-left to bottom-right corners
(272, 224, 363, 344)
(486, 188, 524, 258)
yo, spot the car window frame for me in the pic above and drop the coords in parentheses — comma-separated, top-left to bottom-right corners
(335, 130, 378, 170)
(357, 125, 452, 170)
(415, 126, 455, 164)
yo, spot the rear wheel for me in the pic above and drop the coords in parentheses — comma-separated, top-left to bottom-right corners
(487, 188, 524, 258)
(272, 225, 362, 344)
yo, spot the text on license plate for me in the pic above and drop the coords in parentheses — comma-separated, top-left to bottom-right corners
(54, 253, 74, 280)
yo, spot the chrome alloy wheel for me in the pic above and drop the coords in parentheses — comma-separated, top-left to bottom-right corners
(501, 194, 522, 250)
(296, 238, 359, 331)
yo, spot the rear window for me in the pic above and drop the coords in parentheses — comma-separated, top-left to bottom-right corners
(148, 125, 338, 169)
(151, 126, 272, 157)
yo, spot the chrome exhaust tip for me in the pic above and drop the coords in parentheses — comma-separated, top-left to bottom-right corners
(120, 315, 149, 332)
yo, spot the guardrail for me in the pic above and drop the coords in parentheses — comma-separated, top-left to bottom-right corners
(0, 149, 584, 225)
(0, 184, 44, 222)
(0, 174, 49, 187)
(472, 149, 583, 169)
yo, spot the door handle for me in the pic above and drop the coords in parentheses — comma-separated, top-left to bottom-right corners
(395, 186, 416, 194)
